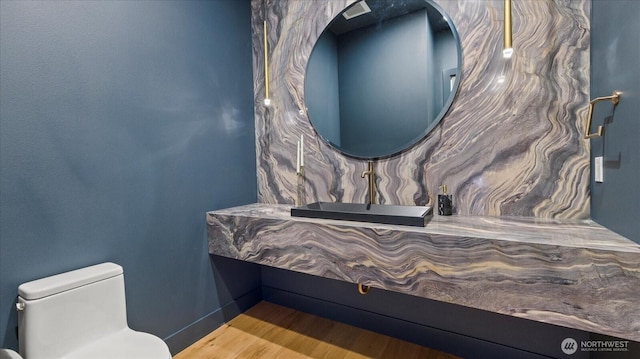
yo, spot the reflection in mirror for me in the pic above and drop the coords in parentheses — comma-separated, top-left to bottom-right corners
(305, 0, 461, 159)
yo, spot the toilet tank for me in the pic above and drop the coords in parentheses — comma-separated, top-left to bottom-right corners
(17, 263, 128, 359)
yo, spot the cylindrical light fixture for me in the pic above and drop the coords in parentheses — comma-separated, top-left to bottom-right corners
(503, 0, 513, 58)
(263, 20, 271, 106)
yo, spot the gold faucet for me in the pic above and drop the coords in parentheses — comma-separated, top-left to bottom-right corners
(360, 161, 375, 205)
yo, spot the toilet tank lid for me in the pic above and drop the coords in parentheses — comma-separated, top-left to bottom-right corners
(18, 262, 123, 300)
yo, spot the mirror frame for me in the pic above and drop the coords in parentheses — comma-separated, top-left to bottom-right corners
(304, 0, 462, 160)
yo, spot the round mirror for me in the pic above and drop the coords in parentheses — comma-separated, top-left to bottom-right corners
(304, 0, 461, 159)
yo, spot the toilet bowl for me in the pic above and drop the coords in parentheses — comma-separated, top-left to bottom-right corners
(0, 349, 23, 359)
(17, 262, 171, 359)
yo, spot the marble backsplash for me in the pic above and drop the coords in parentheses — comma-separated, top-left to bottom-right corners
(252, 0, 590, 218)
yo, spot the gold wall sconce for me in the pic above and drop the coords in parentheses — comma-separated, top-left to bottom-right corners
(263, 20, 271, 107)
(584, 91, 621, 139)
(503, 0, 513, 58)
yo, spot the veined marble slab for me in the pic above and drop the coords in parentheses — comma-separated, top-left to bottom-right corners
(253, 0, 591, 218)
(208, 203, 640, 342)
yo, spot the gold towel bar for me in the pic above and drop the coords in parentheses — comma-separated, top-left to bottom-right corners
(584, 91, 620, 139)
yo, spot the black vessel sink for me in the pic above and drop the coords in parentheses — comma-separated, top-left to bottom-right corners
(291, 202, 432, 227)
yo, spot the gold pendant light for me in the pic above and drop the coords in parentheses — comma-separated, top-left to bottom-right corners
(503, 0, 513, 58)
(263, 20, 271, 106)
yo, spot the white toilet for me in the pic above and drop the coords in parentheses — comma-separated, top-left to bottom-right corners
(16, 262, 171, 359)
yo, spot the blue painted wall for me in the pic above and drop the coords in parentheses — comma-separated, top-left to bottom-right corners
(305, 31, 341, 146)
(338, 9, 433, 156)
(0, 0, 259, 354)
(433, 30, 457, 113)
(590, 0, 640, 244)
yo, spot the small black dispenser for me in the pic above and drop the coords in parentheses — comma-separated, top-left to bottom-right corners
(438, 185, 452, 216)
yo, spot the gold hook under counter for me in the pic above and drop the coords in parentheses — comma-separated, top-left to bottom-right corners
(357, 283, 370, 295)
(584, 91, 620, 139)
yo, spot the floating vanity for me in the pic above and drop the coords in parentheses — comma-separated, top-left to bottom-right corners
(207, 203, 640, 342)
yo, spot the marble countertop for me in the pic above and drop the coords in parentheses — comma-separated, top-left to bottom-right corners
(207, 203, 640, 341)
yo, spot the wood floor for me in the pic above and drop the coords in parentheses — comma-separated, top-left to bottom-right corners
(174, 301, 461, 359)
